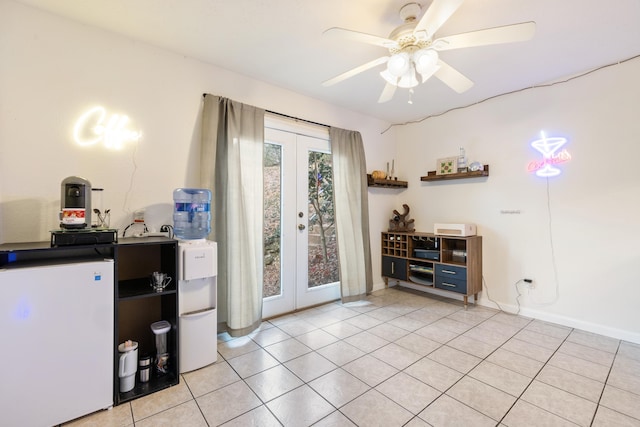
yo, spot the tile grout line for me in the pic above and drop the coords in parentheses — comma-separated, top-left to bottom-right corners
(589, 339, 622, 427)
(179, 372, 213, 427)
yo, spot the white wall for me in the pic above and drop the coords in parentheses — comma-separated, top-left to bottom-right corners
(394, 58, 640, 343)
(0, 0, 397, 286)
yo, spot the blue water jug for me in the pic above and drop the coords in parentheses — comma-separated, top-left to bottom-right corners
(173, 188, 211, 239)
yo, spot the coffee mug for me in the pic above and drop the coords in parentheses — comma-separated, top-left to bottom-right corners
(150, 272, 172, 292)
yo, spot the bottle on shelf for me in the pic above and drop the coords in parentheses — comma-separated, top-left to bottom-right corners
(457, 147, 468, 173)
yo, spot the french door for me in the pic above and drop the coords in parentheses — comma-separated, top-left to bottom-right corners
(262, 119, 340, 318)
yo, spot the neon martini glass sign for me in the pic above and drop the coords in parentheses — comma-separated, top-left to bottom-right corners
(527, 131, 572, 177)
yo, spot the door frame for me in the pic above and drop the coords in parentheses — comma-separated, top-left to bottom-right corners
(262, 115, 340, 319)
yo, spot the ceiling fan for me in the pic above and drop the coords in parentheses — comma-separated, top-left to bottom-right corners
(322, 0, 536, 103)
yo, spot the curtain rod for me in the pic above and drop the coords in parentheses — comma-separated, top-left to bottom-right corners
(202, 93, 329, 129)
(266, 110, 329, 129)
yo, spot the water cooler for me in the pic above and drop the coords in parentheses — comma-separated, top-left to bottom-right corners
(174, 188, 218, 373)
(178, 240, 218, 373)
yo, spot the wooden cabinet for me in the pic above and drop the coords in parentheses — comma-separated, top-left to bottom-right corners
(381, 231, 482, 308)
(381, 232, 408, 280)
(382, 232, 409, 257)
(382, 256, 408, 281)
(115, 237, 178, 405)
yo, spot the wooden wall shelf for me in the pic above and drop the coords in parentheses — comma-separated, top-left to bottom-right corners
(367, 174, 408, 188)
(420, 165, 489, 182)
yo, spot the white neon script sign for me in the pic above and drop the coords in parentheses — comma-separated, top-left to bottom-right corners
(73, 106, 142, 150)
(527, 131, 571, 178)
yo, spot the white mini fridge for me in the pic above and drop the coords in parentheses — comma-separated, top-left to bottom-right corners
(178, 240, 217, 373)
(0, 260, 114, 427)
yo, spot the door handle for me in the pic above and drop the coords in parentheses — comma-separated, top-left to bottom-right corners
(298, 224, 306, 230)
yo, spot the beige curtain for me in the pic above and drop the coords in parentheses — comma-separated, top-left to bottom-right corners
(201, 95, 265, 337)
(329, 127, 373, 302)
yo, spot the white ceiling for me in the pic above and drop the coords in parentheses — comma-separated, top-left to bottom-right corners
(13, 0, 640, 123)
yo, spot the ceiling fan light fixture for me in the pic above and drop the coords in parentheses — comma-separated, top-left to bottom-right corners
(387, 52, 411, 77)
(381, 69, 419, 88)
(414, 49, 438, 71)
(417, 64, 441, 83)
(381, 53, 420, 88)
(414, 48, 440, 82)
(380, 69, 400, 86)
(397, 67, 419, 88)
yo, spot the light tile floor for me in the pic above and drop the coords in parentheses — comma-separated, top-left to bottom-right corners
(65, 287, 640, 427)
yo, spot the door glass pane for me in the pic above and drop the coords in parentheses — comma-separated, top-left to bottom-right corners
(307, 150, 339, 288)
(264, 142, 282, 298)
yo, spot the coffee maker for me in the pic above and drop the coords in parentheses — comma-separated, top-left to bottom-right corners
(60, 176, 91, 229)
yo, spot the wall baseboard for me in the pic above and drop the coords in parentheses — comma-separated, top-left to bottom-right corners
(477, 298, 640, 345)
(371, 281, 640, 345)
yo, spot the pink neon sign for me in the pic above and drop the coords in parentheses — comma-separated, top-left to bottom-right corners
(528, 131, 571, 177)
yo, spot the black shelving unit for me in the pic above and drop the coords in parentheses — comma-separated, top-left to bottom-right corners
(114, 237, 179, 405)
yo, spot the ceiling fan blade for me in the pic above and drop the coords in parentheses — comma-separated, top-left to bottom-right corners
(378, 83, 397, 103)
(434, 21, 536, 51)
(414, 0, 464, 38)
(323, 27, 398, 49)
(433, 59, 474, 93)
(322, 56, 389, 87)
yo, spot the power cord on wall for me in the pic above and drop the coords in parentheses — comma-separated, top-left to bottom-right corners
(381, 53, 640, 134)
(483, 177, 561, 313)
(122, 222, 149, 237)
(160, 225, 174, 239)
(482, 276, 526, 315)
(120, 139, 140, 235)
(528, 177, 561, 306)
